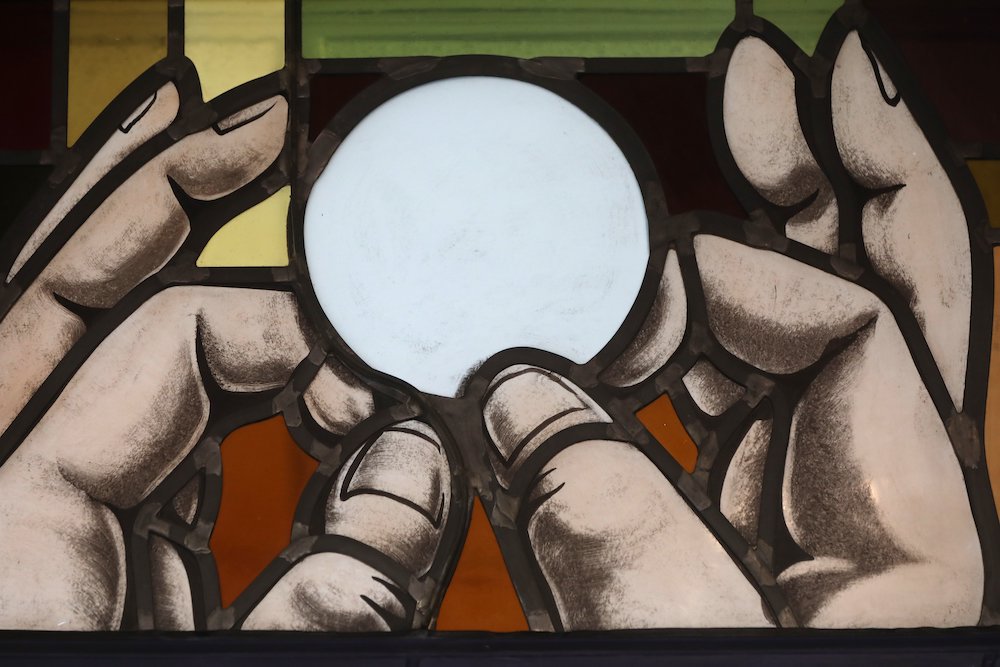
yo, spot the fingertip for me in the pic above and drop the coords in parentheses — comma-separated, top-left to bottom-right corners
(166, 95, 288, 200)
(722, 36, 819, 205)
(213, 96, 287, 136)
(302, 357, 376, 436)
(831, 31, 916, 188)
(325, 421, 452, 576)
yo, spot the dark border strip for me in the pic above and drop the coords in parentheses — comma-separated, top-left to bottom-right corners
(167, 0, 184, 59)
(51, 0, 69, 156)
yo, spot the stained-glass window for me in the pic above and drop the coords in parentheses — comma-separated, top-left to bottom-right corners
(0, 1, 999, 660)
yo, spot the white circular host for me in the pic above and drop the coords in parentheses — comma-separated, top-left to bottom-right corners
(305, 76, 650, 397)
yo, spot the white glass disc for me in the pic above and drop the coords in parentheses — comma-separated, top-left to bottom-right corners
(305, 76, 649, 396)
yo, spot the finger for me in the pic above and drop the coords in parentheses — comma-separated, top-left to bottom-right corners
(150, 535, 195, 630)
(600, 249, 686, 388)
(695, 233, 881, 374)
(831, 31, 971, 410)
(483, 364, 611, 489)
(0, 286, 371, 629)
(325, 421, 449, 577)
(151, 480, 200, 629)
(241, 553, 408, 632)
(302, 360, 376, 436)
(528, 440, 770, 629)
(0, 90, 287, 435)
(693, 234, 982, 627)
(719, 418, 771, 545)
(721, 36, 838, 253)
(242, 420, 452, 631)
(44, 95, 286, 304)
(482, 364, 770, 629)
(7, 82, 181, 282)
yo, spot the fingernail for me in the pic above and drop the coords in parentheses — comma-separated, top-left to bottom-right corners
(213, 96, 284, 135)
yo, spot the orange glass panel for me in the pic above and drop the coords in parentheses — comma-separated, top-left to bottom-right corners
(636, 393, 699, 473)
(436, 498, 528, 631)
(210, 415, 317, 607)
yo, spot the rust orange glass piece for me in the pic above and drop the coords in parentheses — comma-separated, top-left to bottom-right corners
(636, 394, 699, 473)
(436, 498, 528, 631)
(210, 415, 318, 608)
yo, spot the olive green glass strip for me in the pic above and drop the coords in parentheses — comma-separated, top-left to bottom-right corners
(753, 0, 842, 54)
(68, 0, 167, 146)
(302, 0, 734, 59)
(969, 160, 1000, 228)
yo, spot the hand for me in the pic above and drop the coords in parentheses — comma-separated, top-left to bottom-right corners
(0, 60, 458, 631)
(470, 8, 994, 630)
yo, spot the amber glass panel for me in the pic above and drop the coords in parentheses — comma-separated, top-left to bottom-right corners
(974, 162, 1000, 513)
(437, 498, 528, 631)
(68, 0, 167, 146)
(987, 249, 1000, 515)
(211, 415, 318, 608)
(970, 161, 1000, 228)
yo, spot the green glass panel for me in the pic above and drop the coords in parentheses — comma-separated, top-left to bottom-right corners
(302, 0, 734, 59)
(754, 0, 842, 54)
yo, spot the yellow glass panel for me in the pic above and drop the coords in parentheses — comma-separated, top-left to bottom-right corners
(187, 1, 286, 268)
(196, 187, 290, 267)
(68, 0, 167, 146)
(969, 160, 1000, 228)
(184, 0, 284, 101)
